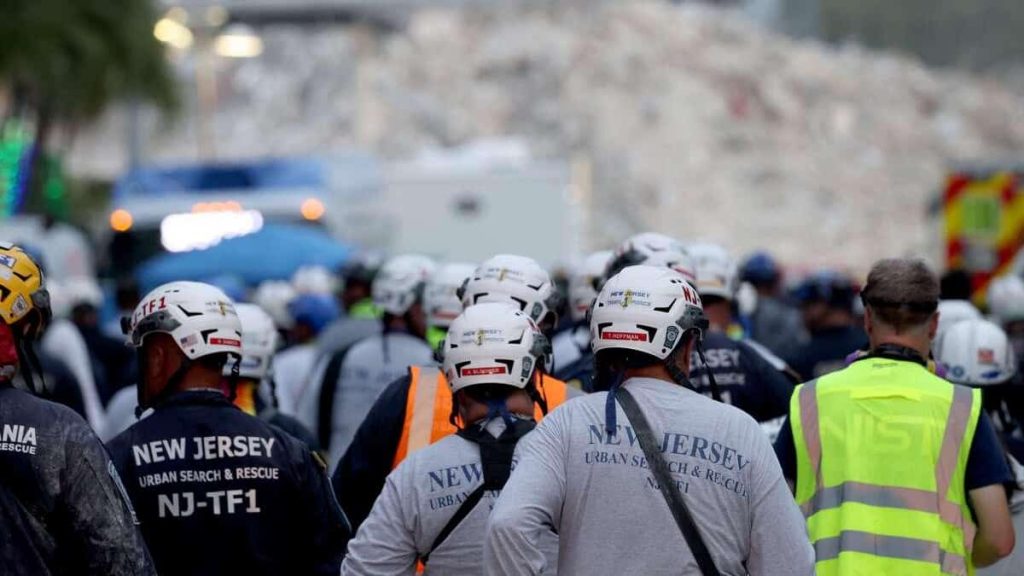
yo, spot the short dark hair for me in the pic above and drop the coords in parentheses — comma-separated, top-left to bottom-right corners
(861, 258, 939, 333)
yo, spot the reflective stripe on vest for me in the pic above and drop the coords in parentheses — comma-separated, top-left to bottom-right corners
(814, 531, 967, 575)
(392, 368, 571, 470)
(393, 366, 451, 469)
(793, 362, 980, 576)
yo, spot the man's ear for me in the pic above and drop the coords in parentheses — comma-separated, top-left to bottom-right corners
(677, 336, 697, 374)
(927, 311, 939, 341)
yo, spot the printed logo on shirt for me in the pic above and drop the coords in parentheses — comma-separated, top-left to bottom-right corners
(0, 424, 37, 455)
(583, 424, 751, 498)
(129, 435, 280, 519)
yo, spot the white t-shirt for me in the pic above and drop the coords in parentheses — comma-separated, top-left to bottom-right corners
(343, 418, 557, 575)
(272, 343, 319, 417)
(485, 377, 813, 576)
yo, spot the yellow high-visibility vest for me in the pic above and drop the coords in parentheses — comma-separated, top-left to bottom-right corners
(791, 357, 982, 576)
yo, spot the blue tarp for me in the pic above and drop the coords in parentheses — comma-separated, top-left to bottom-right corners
(136, 224, 352, 291)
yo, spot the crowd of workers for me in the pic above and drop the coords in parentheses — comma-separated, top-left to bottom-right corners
(1, 230, 1023, 575)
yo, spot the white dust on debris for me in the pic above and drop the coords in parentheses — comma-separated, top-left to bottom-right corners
(71, 3, 1024, 268)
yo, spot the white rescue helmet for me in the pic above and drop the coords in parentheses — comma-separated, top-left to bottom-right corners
(230, 303, 279, 381)
(935, 318, 1017, 386)
(936, 299, 981, 339)
(988, 275, 1024, 325)
(688, 242, 738, 300)
(372, 254, 436, 316)
(460, 254, 561, 326)
(425, 262, 476, 329)
(590, 265, 705, 360)
(569, 250, 613, 323)
(605, 232, 696, 284)
(442, 302, 551, 394)
(125, 281, 242, 360)
(253, 280, 296, 330)
(291, 265, 337, 295)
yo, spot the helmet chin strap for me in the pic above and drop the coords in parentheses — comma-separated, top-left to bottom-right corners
(664, 338, 722, 402)
(13, 331, 46, 396)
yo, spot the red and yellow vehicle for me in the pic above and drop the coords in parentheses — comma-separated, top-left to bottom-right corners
(943, 168, 1024, 306)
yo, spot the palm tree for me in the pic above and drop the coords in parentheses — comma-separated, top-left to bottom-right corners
(0, 0, 177, 210)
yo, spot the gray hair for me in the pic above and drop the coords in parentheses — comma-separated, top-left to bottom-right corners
(861, 258, 939, 333)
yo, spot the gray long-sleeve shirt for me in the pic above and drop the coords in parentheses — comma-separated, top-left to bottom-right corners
(485, 377, 813, 576)
(343, 418, 557, 575)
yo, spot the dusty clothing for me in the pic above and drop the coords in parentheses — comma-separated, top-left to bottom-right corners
(343, 417, 557, 575)
(107, 391, 349, 576)
(485, 377, 813, 576)
(0, 385, 155, 575)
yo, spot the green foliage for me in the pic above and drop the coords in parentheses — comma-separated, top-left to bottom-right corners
(0, 0, 177, 123)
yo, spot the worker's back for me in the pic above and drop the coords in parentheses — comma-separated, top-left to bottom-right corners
(791, 356, 980, 575)
(488, 377, 813, 575)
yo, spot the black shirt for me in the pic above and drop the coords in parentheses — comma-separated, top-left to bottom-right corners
(107, 390, 349, 576)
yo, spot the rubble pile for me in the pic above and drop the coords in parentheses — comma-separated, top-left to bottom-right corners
(70, 2, 1024, 268)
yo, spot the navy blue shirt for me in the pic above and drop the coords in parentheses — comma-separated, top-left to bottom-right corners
(108, 390, 349, 576)
(786, 325, 868, 381)
(689, 332, 797, 422)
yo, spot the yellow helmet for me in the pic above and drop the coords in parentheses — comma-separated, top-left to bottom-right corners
(0, 242, 51, 337)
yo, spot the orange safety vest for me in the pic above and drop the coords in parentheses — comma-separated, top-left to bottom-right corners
(392, 366, 570, 469)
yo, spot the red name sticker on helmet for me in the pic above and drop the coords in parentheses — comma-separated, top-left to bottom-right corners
(462, 366, 509, 376)
(209, 337, 241, 347)
(602, 331, 649, 342)
(978, 348, 996, 365)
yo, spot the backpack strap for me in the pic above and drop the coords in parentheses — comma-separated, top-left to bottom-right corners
(316, 347, 351, 451)
(421, 419, 534, 564)
(617, 387, 721, 576)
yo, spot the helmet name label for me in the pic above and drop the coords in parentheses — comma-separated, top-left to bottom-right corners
(462, 366, 509, 376)
(602, 331, 649, 342)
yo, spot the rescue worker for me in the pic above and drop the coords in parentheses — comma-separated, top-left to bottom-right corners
(935, 318, 1024, 464)
(485, 265, 813, 574)
(601, 231, 697, 285)
(0, 243, 156, 575)
(937, 299, 982, 340)
(332, 254, 576, 532)
(232, 303, 319, 452)
(988, 274, 1024, 363)
(316, 254, 385, 359)
(557, 234, 696, 391)
(423, 262, 476, 350)
(785, 269, 868, 380)
(774, 258, 1015, 574)
(107, 281, 350, 576)
(551, 250, 612, 380)
(740, 251, 807, 359)
(273, 292, 340, 416)
(298, 254, 437, 465)
(688, 243, 798, 422)
(342, 303, 557, 574)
